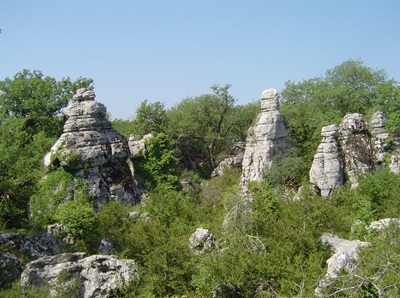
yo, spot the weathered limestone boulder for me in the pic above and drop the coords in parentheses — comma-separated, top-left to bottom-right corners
(370, 111, 400, 173)
(311, 111, 400, 195)
(0, 232, 61, 289)
(315, 234, 370, 296)
(21, 253, 139, 297)
(370, 111, 391, 164)
(310, 125, 344, 197)
(0, 232, 61, 260)
(211, 155, 243, 177)
(240, 89, 287, 185)
(128, 133, 153, 159)
(44, 88, 140, 208)
(339, 113, 373, 188)
(366, 218, 400, 232)
(189, 228, 218, 253)
(212, 142, 245, 177)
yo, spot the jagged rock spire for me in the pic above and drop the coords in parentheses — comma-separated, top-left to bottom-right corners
(240, 89, 287, 186)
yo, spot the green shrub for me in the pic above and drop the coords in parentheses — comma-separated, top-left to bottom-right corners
(53, 184, 100, 253)
(29, 167, 74, 231)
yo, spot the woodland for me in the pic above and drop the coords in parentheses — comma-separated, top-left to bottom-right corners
(1, 60, 400, 297)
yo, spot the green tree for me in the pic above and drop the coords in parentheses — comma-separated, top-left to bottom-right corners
(375, 80, 400, 133)
(0, 70, 93, 229)
(167, 84, 237, 172)
(132, 99, 167, 137)
(133, 133, 180, 190)
(281, 59, 391, 163)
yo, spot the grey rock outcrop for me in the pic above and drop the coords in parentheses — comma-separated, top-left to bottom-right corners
(44, 88, 140, 208)
(240, 89, 287, 185)
(366, 218, 400, 232)
(98, 238, 116, 255)
(310, 111, 400, 194)
(370, 111, 400, 173)
(316, 234, 370, 297)
(211, 155, 243, 177)
(189, 228, 218, 253)
(310, 125, 344, 197)
(339, 113, 373, 188)
(21, 253, 138, 298)
(0, 232, 61, 260)
(0, 232, 61, 289)
(128, 133, 153, 160)
(212, 142, 245, 177)
(0, 254, 23, 289)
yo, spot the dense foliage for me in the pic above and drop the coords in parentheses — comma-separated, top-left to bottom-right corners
(0, 70, 93, 229)
(1, 60, 400, 297)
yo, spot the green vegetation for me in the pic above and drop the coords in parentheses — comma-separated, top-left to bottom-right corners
(0, 70, 93, 230)
(1, 60, 400, 297)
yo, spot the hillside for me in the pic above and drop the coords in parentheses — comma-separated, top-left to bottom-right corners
(1, 60, 400, 297)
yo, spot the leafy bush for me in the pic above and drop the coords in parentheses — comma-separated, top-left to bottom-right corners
(29, 167, 74, 231)
(49, 180, 100, 252)
(134, 133, 180, 190)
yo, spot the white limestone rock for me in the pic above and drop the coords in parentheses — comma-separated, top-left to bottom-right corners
(21, 253, 138, 298)
(315, 234, 370, 297)
(310, 125, 344, 197)
(44, 88, 140, 207)
(240, 89, 287, 185)
(189, 228, 218, 253)
(128, 133, 153, 159)
(366, 218, 400, 231)
(339, 113, 373, 188)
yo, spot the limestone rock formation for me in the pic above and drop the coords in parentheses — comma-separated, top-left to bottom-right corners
(339, 113, 373, 188)
(21, 253, 139, 298)
(212, 142, 245, 177)
(128, 133, 153, 159)
(240, 89, 287, 185)
(370, 111, 400, 173)
(310, 111, 400, 194)
(309, 125, 344, 197)
(366, 218, 400, 232)
(315, 234, 370, 296)
(0, 232, 61, 259)
(189, 228, 218, 253)
(44, 88, 139, 208)
(0, 232, 61, 289)
(211, 155, 243, 177)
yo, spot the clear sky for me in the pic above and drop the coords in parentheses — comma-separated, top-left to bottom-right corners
(1, 0, 399, 119)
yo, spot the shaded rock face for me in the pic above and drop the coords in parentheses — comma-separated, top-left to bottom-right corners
(339, 113, 373, 188)
(0, 232, 61, 260)
(0, 254, 23, 289)
(212, 142, 245, 177)
(44, 88, 139, 208)
(310, 112, 400, 194)
(211, 155, 243, 177)
(310, 125, 344, 197)
(315, 234, 370, 297)
(240, 89, 287, 185)
(98, 238, 116, 255)
(0, 232, 61, 289)
(21, 253, 139, 298)
(189, 228, 218, 253)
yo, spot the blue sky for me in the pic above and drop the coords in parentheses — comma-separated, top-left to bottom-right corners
(1, 0, 399, 119)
